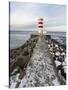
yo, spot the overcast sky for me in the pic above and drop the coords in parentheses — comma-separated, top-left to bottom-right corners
(10, 2, 66, 32)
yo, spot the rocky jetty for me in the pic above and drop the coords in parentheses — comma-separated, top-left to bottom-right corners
(9, 35, 66, 88)
(18, 36, 60, 88)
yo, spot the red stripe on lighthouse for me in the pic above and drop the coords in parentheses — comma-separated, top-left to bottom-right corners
(38, 22, 43, 24)
(38, 26, 43, 28)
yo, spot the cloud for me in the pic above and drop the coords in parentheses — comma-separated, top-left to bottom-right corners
(10, 2, 66, 32)
(45, 25, 66, 32)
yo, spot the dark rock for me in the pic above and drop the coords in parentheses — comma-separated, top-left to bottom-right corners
(16, 55, 30, 70)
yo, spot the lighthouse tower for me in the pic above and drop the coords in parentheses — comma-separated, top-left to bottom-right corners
(38, 18, 44, 36)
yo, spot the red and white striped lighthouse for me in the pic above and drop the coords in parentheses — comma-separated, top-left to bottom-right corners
(38, 18, 44, 35)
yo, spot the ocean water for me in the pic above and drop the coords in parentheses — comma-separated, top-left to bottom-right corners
(10, 31, 35, 49)
(10, 31, 66, 49)
(47, 32, 66, 45)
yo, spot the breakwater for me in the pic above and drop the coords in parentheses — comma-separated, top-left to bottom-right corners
(9, 34, 66, 88)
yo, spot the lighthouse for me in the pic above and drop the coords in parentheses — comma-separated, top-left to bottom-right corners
(38, 18, 44, 36)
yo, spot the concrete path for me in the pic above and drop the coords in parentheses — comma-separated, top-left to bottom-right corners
(19, 36, 60, 87)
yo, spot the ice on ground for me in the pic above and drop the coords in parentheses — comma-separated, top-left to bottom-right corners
(11, 68, 18, 75)
(53, 78, 60, 85)
(10, 72, 21, 88)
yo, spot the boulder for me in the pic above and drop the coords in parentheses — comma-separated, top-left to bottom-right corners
(16, 55, 30, 70)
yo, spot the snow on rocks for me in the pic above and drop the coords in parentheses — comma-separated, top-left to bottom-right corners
(10, 73, 21, 88)
(45, 36, 66, 84)
(55, 51, 60, 57)
(18, 37, 60, 87)
(55, 44, 58, 48)
(55, 60, 61, 67)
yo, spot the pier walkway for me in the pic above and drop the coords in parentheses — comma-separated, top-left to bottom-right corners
(18, 36, 60, 87)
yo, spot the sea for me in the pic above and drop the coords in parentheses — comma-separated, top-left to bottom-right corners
(10, 31, 66, 49)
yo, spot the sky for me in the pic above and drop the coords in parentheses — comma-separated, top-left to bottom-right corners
(10, 2, 66, 32)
